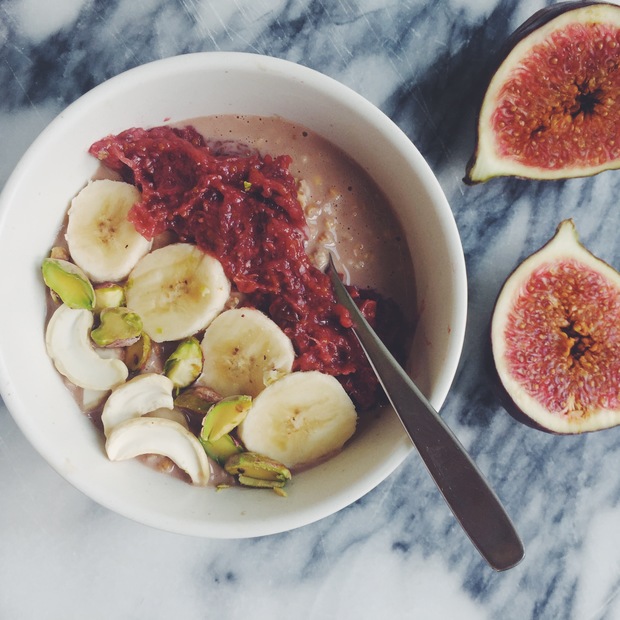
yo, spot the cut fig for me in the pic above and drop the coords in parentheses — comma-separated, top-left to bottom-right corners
(492, 219, 620, 433)
(466, 2, 620, 183)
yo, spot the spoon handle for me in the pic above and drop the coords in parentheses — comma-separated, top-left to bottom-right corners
(327, 258, 524, 571)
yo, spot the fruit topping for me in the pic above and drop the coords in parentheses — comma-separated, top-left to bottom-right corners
(492, 219, 620, 433)
(125, 243, 231, 343)
(198, 307, 295, 398)
(237, 371, 357, 469)
(466, 2, 620, 183)
(89, 125, 395, 409)
(43, 120, 413, 491)
(66, 179, 152, 281)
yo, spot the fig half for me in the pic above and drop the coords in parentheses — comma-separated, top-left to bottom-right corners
(466, 2, 620, 183)
(492, 219, 620, 433)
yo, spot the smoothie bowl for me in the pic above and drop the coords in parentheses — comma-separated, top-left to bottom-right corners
(0, 52, 466, 537)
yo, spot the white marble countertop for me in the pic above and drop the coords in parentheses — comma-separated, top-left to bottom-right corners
(2, 1, 620, 618)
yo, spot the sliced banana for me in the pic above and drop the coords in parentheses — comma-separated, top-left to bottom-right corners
(101, 373, 175, 437)
(199, 307, 295, 397)
(45, 304, 128, 391)
(66, 179, 152, 283)
(105, 417, 211, 486)
(125, 243, 230, 343)
(237, 371, 357, 469)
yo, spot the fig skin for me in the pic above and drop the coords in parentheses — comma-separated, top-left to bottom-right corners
(491, 219, 620, 434)
(465, 1, 620, 184)
(506, 1, 604, 43)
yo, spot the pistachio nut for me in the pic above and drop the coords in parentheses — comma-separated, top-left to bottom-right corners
(41, 257, 95, 310)
(174, 385, 221, 416)
(225, 451, 291, 489)
(200, 432, 243, 466)
(200, 395, 252, 443)
(125, 333, 152, 372)
(91, 306, 143, 348)
(94, 283, 126, 312)
(163, 337, 204, 389)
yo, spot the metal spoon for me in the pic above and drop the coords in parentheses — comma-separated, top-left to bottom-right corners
(327, 254, 524, 571)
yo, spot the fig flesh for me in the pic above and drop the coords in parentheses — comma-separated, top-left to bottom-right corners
(492, 219, 620, 433)
(466, 2, 620, 183)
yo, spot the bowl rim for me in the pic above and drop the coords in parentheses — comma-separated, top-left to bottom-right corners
(0, 51, 467, 537)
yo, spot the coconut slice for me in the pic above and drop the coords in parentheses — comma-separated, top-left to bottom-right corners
(144, 407, 189, 429)
(105, 417, 212, 485)
(101, 373, 174, 437)
(45, 304, 128, 391)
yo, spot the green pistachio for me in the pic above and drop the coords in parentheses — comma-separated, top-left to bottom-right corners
(224, 451, 291, 488)
(200, 432, 243, 466)
(163, 337, 203, 389)
(237, 475, 287, 489)
(200, 395, 252, 443)
(174, 385, 221, 416)
(125, 333, 152, 371)
(91, 307, 143, 348)
(94, 283, 126, 312)
(41, 258, 95, 310)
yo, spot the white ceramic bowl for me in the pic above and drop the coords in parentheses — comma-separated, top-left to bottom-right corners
(0, 52, 466, 537)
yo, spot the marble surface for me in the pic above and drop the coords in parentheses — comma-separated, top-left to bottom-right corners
(2, 0, 620, 618)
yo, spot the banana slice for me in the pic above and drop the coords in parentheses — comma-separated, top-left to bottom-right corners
(125, 243, 231, 343)
(199, 307, 295, 397)
(237, 371, 357, 469)
(66, 179, 152, 283)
